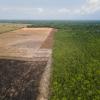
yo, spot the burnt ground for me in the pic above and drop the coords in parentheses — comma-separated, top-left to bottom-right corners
(0, 59, 47, 100)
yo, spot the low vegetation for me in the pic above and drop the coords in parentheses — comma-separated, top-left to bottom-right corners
(0, 24, 24, 34)
(50, 24, 100, 100)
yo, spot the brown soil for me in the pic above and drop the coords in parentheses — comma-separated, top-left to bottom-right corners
(0, 28, 53, 58)
(40, 29, 55, 49)
(0, 59, 47, 100)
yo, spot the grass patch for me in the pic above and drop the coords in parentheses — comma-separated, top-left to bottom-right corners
(51, 25, 100, 100)
(0, 24, 24, 34)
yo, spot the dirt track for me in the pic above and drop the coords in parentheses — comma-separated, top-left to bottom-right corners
(0, 28, 54, 100)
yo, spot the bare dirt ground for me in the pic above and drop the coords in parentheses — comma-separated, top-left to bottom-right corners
(0, 28, 53, 59)
(40, 29, 55, 49)
(0, 28, 54, 100)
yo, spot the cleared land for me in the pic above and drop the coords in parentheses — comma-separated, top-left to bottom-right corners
(0, 27, 53, 100)
(0, 59, 47, 100)
(0, 28, 53, 59)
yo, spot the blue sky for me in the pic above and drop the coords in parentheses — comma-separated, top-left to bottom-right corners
(0, 0, 100, 20)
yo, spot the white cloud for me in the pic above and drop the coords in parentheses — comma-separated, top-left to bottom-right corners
(58, 8, 70, 13)
(87, 0, 99, 4)
(58, 0, 100, 15)
(80, 0, 100, 14)
(0, 7, 44, 14)
(37, 8, 44, 13)
(0, 0, 100, 17)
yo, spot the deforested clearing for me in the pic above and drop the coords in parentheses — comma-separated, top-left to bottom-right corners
(0, 26, 54, 100)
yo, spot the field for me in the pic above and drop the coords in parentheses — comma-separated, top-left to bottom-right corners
(0, 28, 53, 58)
(0, 24, 25, 34)
(0, 26, 53, 100)
(50, 24, 100, 100)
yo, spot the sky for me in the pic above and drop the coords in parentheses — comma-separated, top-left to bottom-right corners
(0, 0, 100, 20)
